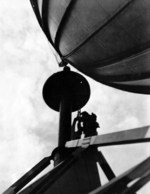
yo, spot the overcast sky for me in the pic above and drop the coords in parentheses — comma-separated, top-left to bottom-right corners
(0, 0, 150, 193)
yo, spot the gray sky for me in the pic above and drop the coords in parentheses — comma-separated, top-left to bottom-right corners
(0, 0, 150, 193)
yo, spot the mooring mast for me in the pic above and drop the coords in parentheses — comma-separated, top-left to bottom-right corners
(43, 66, 90, 164)
(43, 66, 90, 146)
(3, 0, 150, 193)
(3, 66, 150, 194)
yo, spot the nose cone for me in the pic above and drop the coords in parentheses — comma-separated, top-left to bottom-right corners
(43, 69, 90, 112)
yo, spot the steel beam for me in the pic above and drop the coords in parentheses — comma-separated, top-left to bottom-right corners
(88, 156, 150, 194)
(3, 156, 51, 194)
(65, 126, 150, 148)
(97, 151, 115, 181)
(18, 148, 85, 194)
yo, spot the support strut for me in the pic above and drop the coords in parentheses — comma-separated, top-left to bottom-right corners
(59, 91, 72, 146)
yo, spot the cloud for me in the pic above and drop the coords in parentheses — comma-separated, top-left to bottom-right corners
(0, 0, 59, 191)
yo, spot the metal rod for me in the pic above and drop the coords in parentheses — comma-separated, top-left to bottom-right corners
(88, 156, 150, 194)
(97, 151, 115, 181)
(122, 170, 150, 194)
(3, 156, 51, 194)
(58, 94, 72, 146)
(22, 148, 84, 194)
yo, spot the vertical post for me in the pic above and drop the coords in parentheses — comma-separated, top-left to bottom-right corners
(58, 95, 72, 146)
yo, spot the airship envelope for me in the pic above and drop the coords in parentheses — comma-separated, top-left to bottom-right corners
(30, 0, 150, 94)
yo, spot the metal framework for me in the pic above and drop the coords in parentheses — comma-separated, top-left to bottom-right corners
(3, 1, 150, 193)
(3, 68, 150, 194)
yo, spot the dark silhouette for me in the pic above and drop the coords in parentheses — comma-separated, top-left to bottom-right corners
(72, 111, 99, 139)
